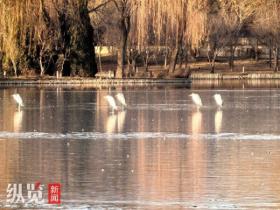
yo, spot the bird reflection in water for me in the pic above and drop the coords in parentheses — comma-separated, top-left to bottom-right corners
(191, 110, 202, 137)
(13, 110, 23, 132)
(215, 110, 223, 134)
(106, 111, 127, 133)
(106, 114, 117, 133)
(188, 109, 206, 196)
(117, 111, 127, 132)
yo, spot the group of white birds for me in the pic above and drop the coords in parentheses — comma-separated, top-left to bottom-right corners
(104, 92, 223, 112)
(104, 93, 127, 112)
(12, 91, 222, 112)
(190, 93, 223, 109)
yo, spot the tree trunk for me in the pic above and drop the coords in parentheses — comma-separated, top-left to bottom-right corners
(269, 46, 272, 69)
(210, 53, 217, 74)
(183, 48, 191, 78)
(229, 45, 235, 71)
(127, 52, 132, 78)
(255, 40, 259, 62)
(178, 49, 184, 70)
(98, 48, 102, 72)
(169, 28, 184, 74)
(116, 17, 129, 79)
(128, 49, 138, 77)
(11, 60, 17, 77)
(274, 47, 279, 72)
(56, 54, 65, 78)
(168, 47, 180, 74)
(208, 47, 217, 74)
(116, 39, 127, 78)
(164, 48, 169, 70)
(185, 67, 192, 78)
(210, 62, 215, 74)
(145, 61, 149, 73)
(39, 55, 45, 77)
(184, 48, 188, 69)
(132, 59, 137, 76)
(58, 1, 98, 77)
(0, 53, 3, 75)
(144, 50, 149, 73)
(76, 2, 98, 76)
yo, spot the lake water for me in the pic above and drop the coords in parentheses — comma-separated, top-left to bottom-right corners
(1, 81, 280, 209)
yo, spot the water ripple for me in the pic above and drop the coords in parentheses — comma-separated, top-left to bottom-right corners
(0, 131, 280, 141)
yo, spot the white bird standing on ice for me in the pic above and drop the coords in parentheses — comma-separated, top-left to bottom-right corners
(189, 93, 203, 109)
(12, 94, 24, 111)
(213, 94, 223, 109)
(115, 93, 127, 109)
(104, 95, 118, 112)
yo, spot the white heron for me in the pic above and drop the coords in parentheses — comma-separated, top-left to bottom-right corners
(213, 94, 223, 108)
(12, 94, 24, 110)
(104, 95, 118, 112)
(115, 93, 127, 109)
(189, 93, 203, 109)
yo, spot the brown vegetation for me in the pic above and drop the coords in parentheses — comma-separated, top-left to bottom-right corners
(0, 0, 279, 78)
(0, 0, 98, 77)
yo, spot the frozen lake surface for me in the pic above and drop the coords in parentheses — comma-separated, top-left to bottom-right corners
(1, 82, 280, 209)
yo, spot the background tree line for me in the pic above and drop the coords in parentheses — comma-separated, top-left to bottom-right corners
(0, 0, 279, 78)
(0, 0, 97, 77)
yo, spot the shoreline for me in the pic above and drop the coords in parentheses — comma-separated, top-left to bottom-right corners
(0, 77, 191, 87)
(1, 71, 280, 87)
(190, 72, 280, 80)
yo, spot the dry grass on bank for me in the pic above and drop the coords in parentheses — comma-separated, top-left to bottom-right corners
(189, 60, 273, 73)
(98, 59, 276, 79)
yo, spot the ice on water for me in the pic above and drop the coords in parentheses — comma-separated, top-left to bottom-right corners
(1, 86, 280, 209)
(1, 131, 280, 141)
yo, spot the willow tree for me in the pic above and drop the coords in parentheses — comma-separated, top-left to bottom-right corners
(253, 0, 280, 71)
(89, 0, 136, 78)
(0, 0, 98, 77)
(165, 0, 188, 74)
(112, 0, 131, 78)
(194, 0, 255, 72)
(0, 0, 25, 76)
(93, 0, 207, 78)
(221, 0, 256, 70)
(133, 0, 187, 74)
(38, 0, 98, 76)
(133, 0, 207, 75)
